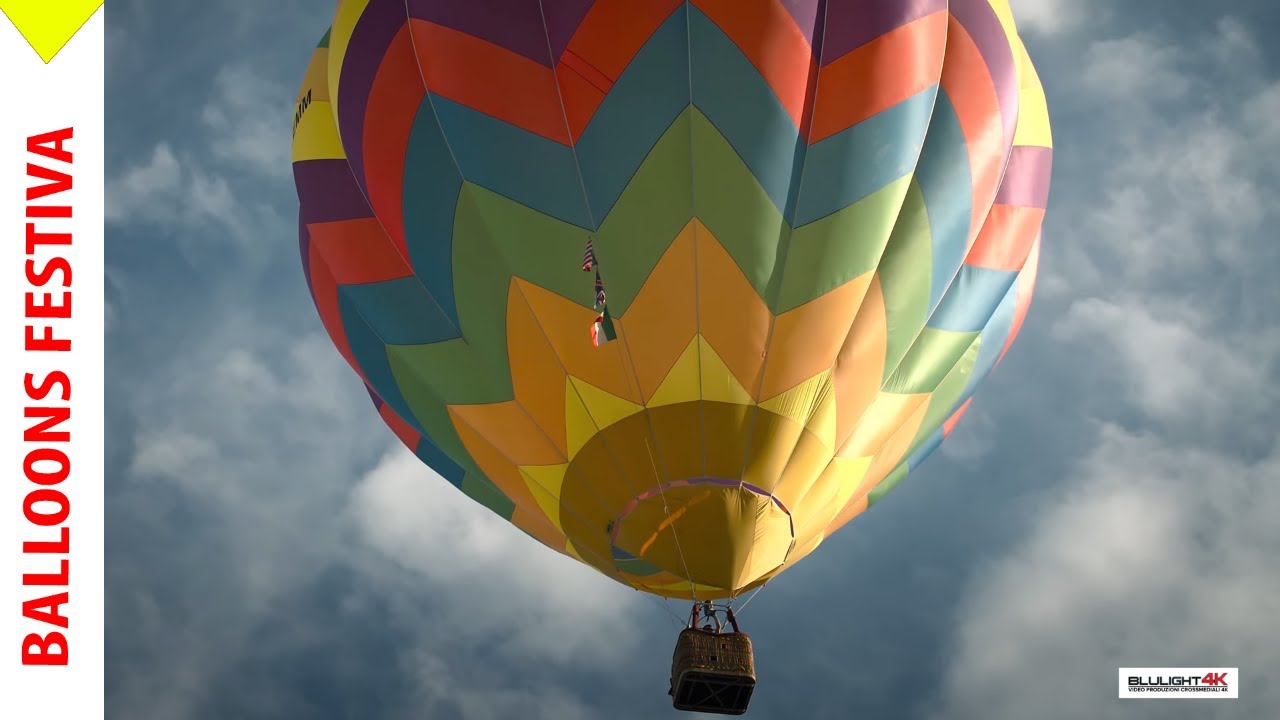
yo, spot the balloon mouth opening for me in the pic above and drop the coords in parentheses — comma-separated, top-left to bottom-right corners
(608, 479, 796, 595)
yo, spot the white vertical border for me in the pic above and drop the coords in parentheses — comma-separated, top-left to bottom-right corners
(0, 8, 105, 719)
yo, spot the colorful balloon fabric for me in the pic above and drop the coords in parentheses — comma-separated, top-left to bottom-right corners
(292, 0, 1052, 600)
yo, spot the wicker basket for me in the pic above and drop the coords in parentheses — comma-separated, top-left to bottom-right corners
(669, 628, 756, 715)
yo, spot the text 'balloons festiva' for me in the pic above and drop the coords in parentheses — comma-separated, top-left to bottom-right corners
(292, 0, 1052, 600)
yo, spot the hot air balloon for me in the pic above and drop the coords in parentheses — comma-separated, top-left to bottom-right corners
(291, 0, 1051, 713)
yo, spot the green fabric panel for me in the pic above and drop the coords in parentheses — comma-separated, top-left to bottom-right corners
(690, 108, 786, 299)
(383, 339, 513, 521)
(384, 350, 485, 454)
(458, 183, 594, 304)
(882, 327, 979, 395)
(877, 179, 934, 383)
(388, 340, 510, 406)
(866, 462, 909, 507)
(907, 335, 981, 455)
(317, 28, 330, 48)
(776, 174, 912, 312)
(445, 181, 609, 412)
(594, 109, 694, 315)
(461, 470, 516, 520)
(448, 185, 521, 387)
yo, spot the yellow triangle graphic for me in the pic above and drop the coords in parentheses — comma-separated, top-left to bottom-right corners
(760, 371, 832, 423)
(838, 391, 928, 458)
(697, 337, 754, 405)
(758, 371, 837, 447)
(648, 336, 701, 408)
(519, 463, 568, 530)
(0, 0, 102, 64)
(564, 382, 597, 460)
(829, 455, 872, 509)
(568, 376, 642, 431)
(804, 379, 838, 450)
(292, 100, 346, 162)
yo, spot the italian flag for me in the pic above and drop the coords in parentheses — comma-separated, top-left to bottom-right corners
(591, 307, 617, 346)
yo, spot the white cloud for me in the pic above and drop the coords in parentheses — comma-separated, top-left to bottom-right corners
(395, 650, 599, 720)
(935, 15, 1280, 720)
(108, 319, 388, 718)
(104, 138, 279, 260)
(106, 142, 181, 222)
(1043, 24, 1280, 314)
(1208, 16, 1261, 71)
(201, 64, 293, 179)
(1080, 112, 1268, 283)
(130, 429, 218, 480)
(1078, 34, 1190, 102)
(940, 405, 996, 466)
(1051, 296, 1278, 428)
(931, 15, 1280, 717)
(1075, 16, 1260, 106)
(933, 425, 1280, 720)
(104, 265, 125, 334)
(1243, 80, 1280, 157)
(1011, 0, 1092, 37)
(106, 61, 293, 262)
(110, 307, 649, 718)
(349, 447, 642, 666)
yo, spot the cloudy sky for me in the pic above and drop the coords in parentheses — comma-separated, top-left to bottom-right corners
(105, 1, 1280, 718)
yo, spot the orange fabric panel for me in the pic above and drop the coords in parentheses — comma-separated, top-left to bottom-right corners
(449, 406, 545, 516)
(506, 286, 571, 457)
(555, 55, 609, 140)
(810, 11, 947, 143)
(939, 16, 1006, 247)
(378, 401, 421, 451)
(942, 397, 972, 437)
(307, 218, 412, 284)
(693, 0, 815, 129)
(515, 279, 643, 403)
(564, 0, 684, 81)
(410, 20, 570, 144)
(450, 401, 566, 467)
(305, 242, 359, 374)
(832, 274, 888, 444)
(618, 223, 698, 402)
(695, 222, 771, 394)
(998, 234, 1041, 363)
(760, 273, 873, 400)
(966, 204, 1045, 271)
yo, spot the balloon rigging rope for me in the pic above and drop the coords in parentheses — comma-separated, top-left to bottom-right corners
(330, 11, 655, 594)
(320, 59, 635, 601)
(535, 0, 700, 603)
(681, 0, 711, 495)
(717, 0, 835, 603)
(733, 583, 766, 617)
(385, 2, 680, 621)
(678, 0, 712, 601)
(658, 597, 685, 629)
(645, 436, 698, 603)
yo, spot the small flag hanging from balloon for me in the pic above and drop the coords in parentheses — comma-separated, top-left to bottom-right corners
(583, 237, 613, 345)
(592, 307, 617, 347)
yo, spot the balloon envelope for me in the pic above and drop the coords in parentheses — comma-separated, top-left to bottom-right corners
(292, 0, 1052, 599)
